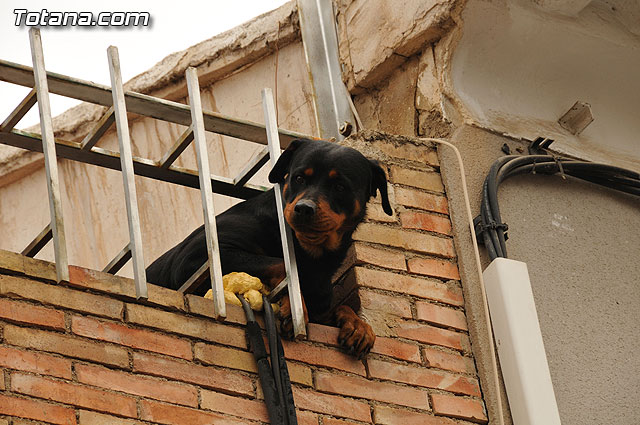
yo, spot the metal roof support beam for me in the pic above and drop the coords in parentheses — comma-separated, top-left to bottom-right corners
(81, 106, 115, 150)
(21, 223, 52, 258)
(102, 243, 132, 274)
(232, 147, 269, 188)
(298, 0, 355, 140)
(262, 87, 306, 338)
(160, 126, 194, 169)
(185, 67, 226, 319)
(108, 45, 148, 300)
(0, 87, 37, 132)
(29, 28, 69, 283)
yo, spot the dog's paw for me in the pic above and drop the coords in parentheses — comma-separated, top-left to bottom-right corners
(335, 305, 375, 359)
(278, 295, 308, 340)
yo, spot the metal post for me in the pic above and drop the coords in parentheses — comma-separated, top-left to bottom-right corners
(185, 67, 226, 319)
(262, 87, 306, 338)
(298, 0, 355, 140)
(28, 28, 69, 282)
(107, 46, 148, 300)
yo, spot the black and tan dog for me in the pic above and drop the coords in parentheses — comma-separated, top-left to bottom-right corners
(146, 138, 392, 357)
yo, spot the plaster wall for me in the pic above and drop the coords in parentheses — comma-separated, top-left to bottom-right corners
(448, 0, 640, 171)
(440, 124, 640, 425)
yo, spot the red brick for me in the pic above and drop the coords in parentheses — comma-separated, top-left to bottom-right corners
(370, 139, 439, 166)
(11, 372, 137, 417)
(354, 243, 406, 270)
(201, 390, 269, 422)
(0, 298, 65, 330)
(297, 410, 320, 425)
(375, 405, 459, 425)
(140, 399, 247, 425)
(395, 187, 449, 214)
(0, 274, 124, 319)
(186, 294, 249, 325)
(0, 346, 71, 379)
(194, 342, 312, 386)
(133, 351, 254, 397)
(76, 363, 198, 407)
(423, 347, 477, 374)
(431, 394, 488, 424)
(354, 267, 463, 306)
(282, 340, 366, 376)
(354, 223, 455, 258)
(400, 210, 452, 235)
(307, 323, 340, 346)
(292, 387, 371, 422)
(390, 166, 444, 192)
(371, 336, 422, 363)
(126, 303, 246, 349)
(322, 417, 364, 425)
(307, 324, 420, 363)
(68, 266, 185, 311)
(71, 315, 192, 360)
(368, 358, 481, 396)
(360, 289, 412, 318)
(396, 321, 469, 352)
(408, 257, 460, 281)
(415, 302, 468, 331)
(0, 249, 57, 282)
(365, 202, 397, 223)
(3, 324, 129, 368)
(78, 410, 141, 425)
(315, 371, 429, 410)
(0, 393, 75, 425)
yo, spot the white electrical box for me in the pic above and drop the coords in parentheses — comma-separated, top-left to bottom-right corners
(483, 257, 562, 425)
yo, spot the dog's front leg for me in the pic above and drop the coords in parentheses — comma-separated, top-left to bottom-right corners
(335, 305, 375, 359)
(278, 294, 309, 339)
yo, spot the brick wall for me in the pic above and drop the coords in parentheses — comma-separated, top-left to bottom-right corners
(0, 134, 487, 425)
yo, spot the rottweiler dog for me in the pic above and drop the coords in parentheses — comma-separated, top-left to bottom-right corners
(146, 138, 392, 357)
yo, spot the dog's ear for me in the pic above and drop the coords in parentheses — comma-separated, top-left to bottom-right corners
(268, 139, 306, 183)
(369, 160, 392, 215)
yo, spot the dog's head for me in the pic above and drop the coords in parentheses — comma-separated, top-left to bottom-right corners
(268, 139, 392, 257)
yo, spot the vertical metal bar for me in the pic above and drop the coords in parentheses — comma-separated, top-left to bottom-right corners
(262, 87, 306, 338)
(29, 28, 69, 283)
(185, 67, 226, 319)
(107, 45, 148, 300)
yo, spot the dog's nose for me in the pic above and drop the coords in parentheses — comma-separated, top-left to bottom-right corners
(294, 199, 317, 218)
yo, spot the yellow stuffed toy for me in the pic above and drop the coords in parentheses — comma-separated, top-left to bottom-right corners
(204, 272, 278, 313)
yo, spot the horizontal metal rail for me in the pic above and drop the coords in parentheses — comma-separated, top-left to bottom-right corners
(0, 59, 309, 148)
(0, 129, 265, 200)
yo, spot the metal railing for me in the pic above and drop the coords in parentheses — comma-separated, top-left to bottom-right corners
(0, 28, 308, 337)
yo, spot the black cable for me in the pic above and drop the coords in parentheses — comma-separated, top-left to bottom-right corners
(476, 153, 640, 259)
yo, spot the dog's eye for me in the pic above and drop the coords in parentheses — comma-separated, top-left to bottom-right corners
(295, 175, 305, 185)
(334, 183, 346, 192)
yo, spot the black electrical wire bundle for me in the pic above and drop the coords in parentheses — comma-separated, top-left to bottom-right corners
(476, 154, 640, 261)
